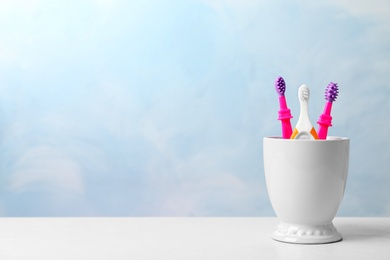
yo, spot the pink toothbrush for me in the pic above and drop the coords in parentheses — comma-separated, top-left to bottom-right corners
(317, 82, 339, 140)
(275, 76, 293, 139)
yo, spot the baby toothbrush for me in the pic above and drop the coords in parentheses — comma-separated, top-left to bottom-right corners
(290, 85, 319, 140)
(274, 76, 293, 139)
(317, 82, 339, 140)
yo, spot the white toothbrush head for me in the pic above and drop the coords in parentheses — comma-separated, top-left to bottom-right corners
(298, 84, 310, 102)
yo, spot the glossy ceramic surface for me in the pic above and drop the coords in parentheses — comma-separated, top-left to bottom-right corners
(263, 137, 349, 244)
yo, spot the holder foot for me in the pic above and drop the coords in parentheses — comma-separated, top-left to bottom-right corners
(272, 222, 342, 244)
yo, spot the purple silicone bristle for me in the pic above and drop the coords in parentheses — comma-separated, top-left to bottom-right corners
(325, 82, 339, 102)
(275, 76, 286, 96)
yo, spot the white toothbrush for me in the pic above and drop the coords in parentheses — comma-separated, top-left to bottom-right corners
(290, 84, 319, 140)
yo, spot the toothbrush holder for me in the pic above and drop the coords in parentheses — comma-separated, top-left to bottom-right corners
(263, 136, 349, 244)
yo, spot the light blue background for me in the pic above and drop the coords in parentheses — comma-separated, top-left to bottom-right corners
(0, 0, 389, 216)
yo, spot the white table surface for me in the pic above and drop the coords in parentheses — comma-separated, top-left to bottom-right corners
(0, 217, 389, 260)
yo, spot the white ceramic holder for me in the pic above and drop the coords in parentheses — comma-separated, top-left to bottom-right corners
(263, 137, 349, 244)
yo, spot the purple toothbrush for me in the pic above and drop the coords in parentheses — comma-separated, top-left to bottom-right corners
(317, 82, 339, 140)
(275, 76, 293, 139)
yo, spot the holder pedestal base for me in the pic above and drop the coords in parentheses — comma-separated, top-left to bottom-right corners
(272, 222, 342, 244)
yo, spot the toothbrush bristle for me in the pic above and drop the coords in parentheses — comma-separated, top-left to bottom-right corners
(299, 85, 310, 101)
(325, 82, 338, 102)
(275, 76, 286, 96)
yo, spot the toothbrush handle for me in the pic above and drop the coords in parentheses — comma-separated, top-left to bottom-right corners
(278, 96, 293, 139)
(317, 102, 333, 140)
(280, 117, 293, 139)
